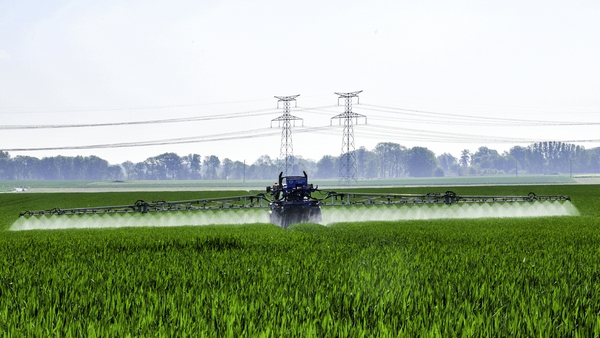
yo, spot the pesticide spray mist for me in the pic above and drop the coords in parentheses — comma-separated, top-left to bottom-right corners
(10, 208, 271, 231)
(320, 200, 579, 224)
(10, 201, 578, 231)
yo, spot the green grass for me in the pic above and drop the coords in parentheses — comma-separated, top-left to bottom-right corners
(1, 185, 599, 336)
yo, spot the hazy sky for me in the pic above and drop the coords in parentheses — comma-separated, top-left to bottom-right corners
(1, 1, 599, 164)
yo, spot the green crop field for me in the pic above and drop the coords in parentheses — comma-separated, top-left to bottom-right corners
(1, 185, 599, 336)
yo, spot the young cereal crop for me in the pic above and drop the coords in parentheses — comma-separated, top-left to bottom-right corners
(0, 185, 599, 336)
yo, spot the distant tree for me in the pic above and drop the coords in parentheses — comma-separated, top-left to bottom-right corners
(134, 162, 148, 179)
(6, 141, 598, 182)
(405, 147, 437, 177)
(497, 151, 515, 173)
(509, 146, 529, 174)
(243, 165, 254, 181)
(252, 155, 277, 179)
(71, 156, 86, 180)
(471, 146, 496, 169)
(85, 156, 109, 180)
(56, 156, 73, 179)
(459, 149, 471, 168)
(586, 147, 600, 172)
(470, 146, 513, 174)
(374, 142, 406, 178)
(573, 147, 591, 173)
(107, 165, 124, 181)
(154, 153, 183, 179)
(186, 154, 202, 179)
(437, 153, 457, 174)
(11, 156, 40, 180)
(38, 157, 59, 180)
(203, 155, 220, 180)
(316, 155, 337, 179)
(221, 158, 233, 179)
(527, 142, 585, 174)
(527, 143, 546, 174)
(292, 156, 317, 177)
(142, 157, 159, 180)
(354, 147, 379, 179)
(275, 155, 302, 176)
(121, 161, 136, 180)
(230, 161, 246, 180)
(0, 151, 10, 179)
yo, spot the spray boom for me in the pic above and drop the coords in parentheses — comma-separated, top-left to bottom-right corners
(18, 174, 571, 228)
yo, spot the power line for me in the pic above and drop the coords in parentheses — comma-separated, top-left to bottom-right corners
(4, 98, 600, 155)
(2, 128, 279, 152)
(0, 107, 279, 130)
(1, 125, 335, 152)
(295, 105, 342, 115)
(4, 122, 600, 153)
(5, 101, 596, 131)
(0, 98, 279, 114)
(357, 124, 600, 144)
(361, 104, 600, 127)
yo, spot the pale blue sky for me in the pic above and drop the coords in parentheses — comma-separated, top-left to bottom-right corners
(1, 1, 599, 163)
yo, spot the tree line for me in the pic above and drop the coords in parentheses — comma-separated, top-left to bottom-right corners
(1, 141, 599, 181)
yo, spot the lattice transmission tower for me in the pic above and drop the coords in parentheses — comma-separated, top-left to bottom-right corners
(271, 95, 302, 176)
(331, 91, 366, 184)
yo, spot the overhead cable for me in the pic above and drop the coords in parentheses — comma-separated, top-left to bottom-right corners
(360, 104, 600, 127)
(0, 108, 280, 130)
(1, 125, 333, 152)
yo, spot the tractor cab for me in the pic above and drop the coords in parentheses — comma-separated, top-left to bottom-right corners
(266, 171, 322, 228)
(267, 172, 316, 201)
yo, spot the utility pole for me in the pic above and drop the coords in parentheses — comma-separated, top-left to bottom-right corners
(271, 95, 302, 176)
(331, 91, 366, 184)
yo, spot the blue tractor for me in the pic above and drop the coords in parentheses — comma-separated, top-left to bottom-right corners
(266, 172, 322, 228)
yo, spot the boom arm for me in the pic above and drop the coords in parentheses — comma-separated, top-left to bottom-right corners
(319, 191, 570, 206)
(19, 194, 271, 217)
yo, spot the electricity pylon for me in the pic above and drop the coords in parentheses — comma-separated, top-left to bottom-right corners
(331, 91, 366, 184)
(271, 95, 302, 176)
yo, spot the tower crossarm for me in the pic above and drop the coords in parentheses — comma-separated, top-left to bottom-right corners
(330, 112, 367, 125)
(274, 95, 300, 107)
(334, 90, 363, 100)
(271, 114, 304, 127)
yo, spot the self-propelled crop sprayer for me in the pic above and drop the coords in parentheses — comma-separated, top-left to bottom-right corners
(19, 172, 572, 228)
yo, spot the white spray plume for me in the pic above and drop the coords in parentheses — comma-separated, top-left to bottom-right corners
(10, 201, 578, 231)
